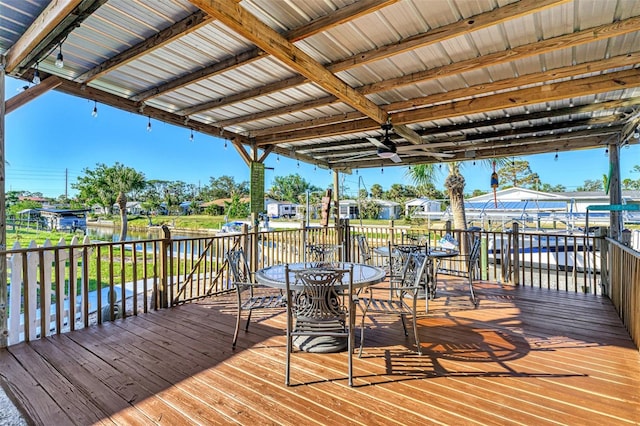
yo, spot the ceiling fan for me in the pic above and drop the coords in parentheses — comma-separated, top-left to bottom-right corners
(367, 123, 454, 162)
(367, 123, 401, 163)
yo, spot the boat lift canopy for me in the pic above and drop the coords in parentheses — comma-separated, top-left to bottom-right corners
(586, 204, 640, 237)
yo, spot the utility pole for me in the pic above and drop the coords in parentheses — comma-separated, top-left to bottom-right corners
(65, 168, 68, 199)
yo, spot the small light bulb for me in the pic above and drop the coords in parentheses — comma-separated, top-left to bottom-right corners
(297, 161, 300, 168)
(32, 69, 40, 85)
(224, 140, 227, 149)
(91, 101, 98, 118)
(554, 151, 559, 162)
(189, 129, 194, 142)
(604, 148, 609, 157)
(146, 117, 152, 132)
(55, 47, 64, 68)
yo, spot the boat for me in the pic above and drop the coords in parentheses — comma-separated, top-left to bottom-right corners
(487, 231, 601, 273)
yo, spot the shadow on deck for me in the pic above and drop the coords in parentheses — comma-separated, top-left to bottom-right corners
(1, 278, 638, 425)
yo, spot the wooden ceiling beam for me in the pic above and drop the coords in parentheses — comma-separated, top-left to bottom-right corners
(46, 72, 249, 145)
(4, 0, 82, 73)
(395, 69, 640, 125)
(77, 10, 211, 84)
(4, 0, 107, 75)
(328, 132, 618, 170)
(191, 0, 390, 125)
(184, 0, 567, 119)
(329, 0, 570, 74)
(5, 76, 62, 114)
(221, 15, 640, 130)
(136, 0, 396, 103)
(254, 68, 640, 145)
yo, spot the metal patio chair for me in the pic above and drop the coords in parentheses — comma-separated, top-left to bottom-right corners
(359, 251, 429, 356)
(226, 248, 286, 349)
(284, 264, 357, 386)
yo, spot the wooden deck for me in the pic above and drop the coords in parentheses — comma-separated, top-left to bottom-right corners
(1, 278, 639, 425)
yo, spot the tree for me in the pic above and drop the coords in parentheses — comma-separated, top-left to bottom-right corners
(384, 183, 417, 201)
(73, 164, 118, 213)
(497, 160, 539, 189)
(224, 194, 250, 218)
(267, 174, 320, 203)
(204, 175, 249, 200)
(407, 163, 468, 230)
(370, 184, 384, 199)
(577, 179, 603, 192)
(73, 163, 145, 241)
(539, 183, 566, 193)
(407, 159, 508, 231)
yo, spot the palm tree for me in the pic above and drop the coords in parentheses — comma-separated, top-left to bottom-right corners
(106, 163, 146, 241)
(407, 159, 509, 231)
(407, 163, 467, 230)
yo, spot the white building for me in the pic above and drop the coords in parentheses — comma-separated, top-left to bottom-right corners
(405, 198, 442, 218)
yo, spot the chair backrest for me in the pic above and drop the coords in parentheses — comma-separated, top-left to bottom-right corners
(468, 237, 481, 278)
(287, 267, 351, 321)
(355, 235, 371, 264)
(226, 248, 251, 284)
(401, 251, 429, 290)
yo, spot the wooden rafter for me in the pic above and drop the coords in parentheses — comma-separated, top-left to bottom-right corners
(246, 52, 640, 137)
(77, 10, 211, 84)
(45, 72, 249, 145)
(254, 68, 640, 146)
(182, 0, 569, 120)
(5, 77, 62, 114)
(134, 0, 397, 103)
(218, 15, 640, 131)
(4, 0, 107, 75)
(190, 0, 427, 144)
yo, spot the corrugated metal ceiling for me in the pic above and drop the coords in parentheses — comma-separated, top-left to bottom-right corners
(2, 0, 640, 171)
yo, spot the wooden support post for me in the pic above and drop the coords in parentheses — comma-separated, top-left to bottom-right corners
(609, 142, 622, 241)
(250, 213, 258, 273)
(511, 222, 520, 286)
(0, 65, 7, 347)
(159, 225, 171, 309)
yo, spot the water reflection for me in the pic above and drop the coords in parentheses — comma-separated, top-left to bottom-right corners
(86, 226, 162, 242)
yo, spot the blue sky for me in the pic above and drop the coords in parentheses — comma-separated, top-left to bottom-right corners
(4, 76, 640, 199)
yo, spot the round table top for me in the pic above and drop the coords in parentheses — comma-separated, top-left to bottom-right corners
(373, 245, 459, 259)
(255, 262, 387, 289)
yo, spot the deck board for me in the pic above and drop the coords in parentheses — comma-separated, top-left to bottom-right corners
(1, 279, 639, 425)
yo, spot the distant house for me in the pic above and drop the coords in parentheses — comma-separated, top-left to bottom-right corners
(374, 199, 401, 220)
(338, 200, 359, 219)
(338, 199, 401, 220)
(111, 201, 144, 215)
(405, 198, 442, 218)
(201, 197, 250, 215)
(40, 208, 90, 232)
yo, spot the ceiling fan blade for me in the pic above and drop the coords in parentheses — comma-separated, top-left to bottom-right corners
(401, 150, 454, 158)
(397, 144, 454, 158)
(390, 153, 402, 163)
(366, 137, 385, 148)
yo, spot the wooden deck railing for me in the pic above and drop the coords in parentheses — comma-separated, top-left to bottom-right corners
(1, 221, 636, 348)
(605, 237, 640, 348)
